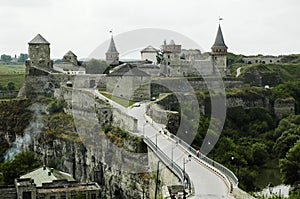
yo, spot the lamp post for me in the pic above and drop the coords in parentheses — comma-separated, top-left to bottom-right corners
(156, 133, 158, 149)
(155, 131, 162, 150)
(183, 155, 192, 199)
(143, 121, 148, 137)
(208, 141, 215, 166)
(171, 141, 178, 168)
(231, 156, 240, 180)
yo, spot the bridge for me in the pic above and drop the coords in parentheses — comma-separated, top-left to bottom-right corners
(89, 89, 243, 198)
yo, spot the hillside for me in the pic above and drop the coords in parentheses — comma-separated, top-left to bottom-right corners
(0, 64, 25, 90)
(228, 53, 300, 84)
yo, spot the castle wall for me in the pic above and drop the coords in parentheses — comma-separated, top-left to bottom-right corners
(274, 98, 295, 119)
(151, 78, 244, 96)
(106, 76, 151, 101)
(147, 103, 179, 125)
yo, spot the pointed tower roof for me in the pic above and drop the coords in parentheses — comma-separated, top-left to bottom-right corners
(141, 45, 158, 53)
(212, 25, 227, 48)
(106, 35, 119, 54)
(28, 34, 50, 45)
(64, 50, 77, 57)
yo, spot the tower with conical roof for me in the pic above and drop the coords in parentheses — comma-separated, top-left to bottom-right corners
(211, 24, 228, 75)
(27, 34, 52, 69)
(105, 34, 119, 66)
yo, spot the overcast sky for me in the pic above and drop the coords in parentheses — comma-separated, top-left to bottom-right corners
(1, 0, 299, 59)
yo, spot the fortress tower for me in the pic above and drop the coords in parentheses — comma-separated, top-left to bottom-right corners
(105, 34, 119, 66)
(211, 24, 228, 75)
(26, 34, 53, 71)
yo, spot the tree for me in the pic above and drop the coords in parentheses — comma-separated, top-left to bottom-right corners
(0, 151, 42, 184)
(18, 53, 28, 63)
(7, 82, 15, 91)
(86, 59, 109, 74)
(0, 54, 12, 63)
(272, 81, 300, 114)
(273, 115, 300, 158)
(279, 139, 300, 186)
(252, 142, 269, 166)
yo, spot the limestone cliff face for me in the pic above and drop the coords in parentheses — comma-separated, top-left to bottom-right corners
(34, 133, 151, 198)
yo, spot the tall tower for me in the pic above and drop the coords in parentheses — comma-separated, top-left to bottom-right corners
(105, 34, 119, 66)
(211, 24, 228, 75)
(27, 34, 52, 69)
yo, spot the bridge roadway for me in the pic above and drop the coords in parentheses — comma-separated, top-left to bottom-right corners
(93, 90, 232, 199)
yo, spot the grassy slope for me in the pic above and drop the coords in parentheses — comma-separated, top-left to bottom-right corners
(228, 53, 300, 82)
(0, 64, 25, 90)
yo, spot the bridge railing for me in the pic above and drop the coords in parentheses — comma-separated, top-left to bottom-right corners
(143, 136, 193, 192)
(169, 134, 239, 186)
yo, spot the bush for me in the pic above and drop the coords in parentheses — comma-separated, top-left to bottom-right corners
(46, 98, 64, 114)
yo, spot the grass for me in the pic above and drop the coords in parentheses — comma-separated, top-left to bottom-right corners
(231, 62, 300, 83)
(100, 91, 135, 107)
(0, 64, 25, 90)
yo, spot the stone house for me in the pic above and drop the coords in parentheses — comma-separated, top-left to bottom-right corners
(140, 45, 159, 64)
(0, 166, 101, 199)
(106, 63, 151, 101)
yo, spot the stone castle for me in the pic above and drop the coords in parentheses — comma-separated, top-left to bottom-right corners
(17, 24, 294, 119)
(18, 24, 231, 100)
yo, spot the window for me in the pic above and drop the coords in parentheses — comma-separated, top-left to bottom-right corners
(50, 196, 56, 199)
(91, 193, 96, 199)
(61, 195, 66, 199)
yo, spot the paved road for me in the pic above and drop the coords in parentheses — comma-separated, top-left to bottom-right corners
(94, 90, 230, 198)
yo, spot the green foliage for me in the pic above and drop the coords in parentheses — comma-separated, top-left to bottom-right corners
(17, 53, 28, 63)
(279, 139, 300, 186)
(86, 59, 109, 74)
(252, 142, 269, 166)
(289, 187, 300, 199)
(273, 115, 300, 158)
(0, 100, 33, 160)
(46, 98, 65, 114)
(205, 105, 279, 191)
(272, 81, 300, 114)
(6, 82, 15, 90)
(240, 62, 300, 83)
(0, 64, 25, 90)
(40, 112, 81, 143)
(0, 151, 42, 185)
(0, 54, 12, 62)
(227, 52, 244, 66)
(103, 126, 146, 153)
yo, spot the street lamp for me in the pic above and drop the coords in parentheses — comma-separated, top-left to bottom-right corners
(231, 156, 240, 180)
(183, 154, 192, 199)
(171, 141, 178, 168)
(155, 132, 161, 150)
(143, 121, 148, 137)
(208, 141, 215, 166)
